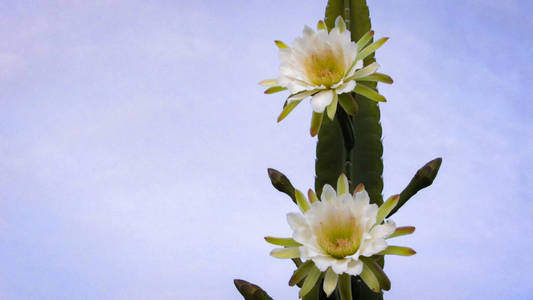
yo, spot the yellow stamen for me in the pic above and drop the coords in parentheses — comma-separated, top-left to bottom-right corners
(304, 47, 345, 87)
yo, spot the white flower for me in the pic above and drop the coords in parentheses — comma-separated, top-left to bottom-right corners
(261, 17, 392, 136)
(265, 174, 416, 297)
(290, 186, 395, 275)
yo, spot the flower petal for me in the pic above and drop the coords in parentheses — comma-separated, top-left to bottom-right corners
(303, 25, 315, 37)
(335, 80, 356, 94)
(323, 267, 339, 297)
(335, 16, 346, 33)
(331, 258, 350, 274)
(354, 188, 370, 205)
(311, 90, 334, 113)
(312, 255, 337, 272)
(345, 259, 363, 276)
(321, 184, 336, 202)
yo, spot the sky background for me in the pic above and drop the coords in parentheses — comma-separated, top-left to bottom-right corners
(0, 0, 532, 299)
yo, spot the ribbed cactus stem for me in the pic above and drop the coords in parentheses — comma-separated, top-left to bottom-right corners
(343, 0, 351, 29)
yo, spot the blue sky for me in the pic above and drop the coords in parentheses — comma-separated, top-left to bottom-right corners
(0, 0, 531, 299)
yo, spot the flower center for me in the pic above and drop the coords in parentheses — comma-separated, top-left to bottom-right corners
(313, 213, 363, 259)
(304, 47, 345, 87)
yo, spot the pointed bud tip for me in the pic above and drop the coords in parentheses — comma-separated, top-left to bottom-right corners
(429, 157, 443, 168)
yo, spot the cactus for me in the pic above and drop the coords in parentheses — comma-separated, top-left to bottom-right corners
(316, 1, 440, 299)
(235, 1, 441, 299)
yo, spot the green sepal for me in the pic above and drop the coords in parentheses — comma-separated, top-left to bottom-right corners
(375, 194, 399, 225)
(310, 112, 324, 137)
(356, 30, 375, 50)
(264, 237, 301, 247)
(359, 262, 381, 293)
(378, 246, 416, 256)
(289, 260, 315, 286)
(299, 266, 321, 298)
(357, 73, 393, 84)
(361, 258, 391, 291)
(307, 189, 319, 203)
(295, 189, 311, 212)
(338, 93, 359, 115)
(317, 20, 327, 31)
(336, 173, 349, 195)
(277, 100, 303, 122)
(264, 86, 287, 94)
(346, 62, 380, 81)
(270, 247, 301, 259)
(387, 226, 416, 239)
(274, 40, 289, 49)
(337, 273, 353, 300)
(353, 84, 386, 102)
(356, 37, 389, 62)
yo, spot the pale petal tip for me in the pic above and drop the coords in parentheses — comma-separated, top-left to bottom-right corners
(355, 183, 365, 193)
